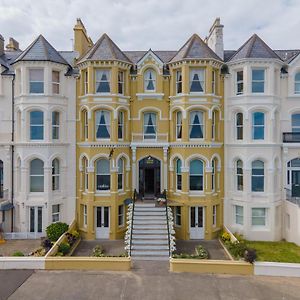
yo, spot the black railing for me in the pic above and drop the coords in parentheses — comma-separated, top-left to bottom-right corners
(283, 132, 300, 143)
(129, 189, 137, 257)
(285, 188, 300, 207)
(163, 189, 171, 257)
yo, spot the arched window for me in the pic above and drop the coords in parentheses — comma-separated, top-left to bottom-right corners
(189, 111, 204, 139)
(144, 69, 156, 92)
(176, 111, 182, 139)
(118, 111, 124, 140)
(118, 158, 124, 190)
(52, 111, 60, 140)
(189, 159, 204, 191)
(143, 112, 157, 140)
(176, 159, 182, 191)
(82, 110, 88, 140)
(252, 112, 265, 140)
(292, 113, 300, 132)
(96, 159, 110, 191)
(30, 111, 44, 140)
(30, 159, 44, 192)
(236, 113, 243, 140)
(236, 160, 243, 191)
(82, 157, 88, 191)
(212, 111, 217, 140)
(211, 158, 217, 191)
(251, 160, 264, 192)
(295, 72, 300, 94)
(0, 160, 3, 198)
(52, 158, 60, 191)
(95, 110, 111, 139)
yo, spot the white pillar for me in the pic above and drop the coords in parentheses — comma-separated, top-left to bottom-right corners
(131, 146, 137, 191)
(163, 147, 168, 191)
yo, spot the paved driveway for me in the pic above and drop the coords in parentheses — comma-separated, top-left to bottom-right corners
(3, 261, 300, 300)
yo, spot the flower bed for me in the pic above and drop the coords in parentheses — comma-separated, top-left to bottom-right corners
(173, 245, 208, 259)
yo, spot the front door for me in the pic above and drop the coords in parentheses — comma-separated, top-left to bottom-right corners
(29, 206, 43, 233)
(190, 206, 205, 239)
(96, 207, 109, 239)
(292, 171, 300, 197)
(145, 169, 155, 195)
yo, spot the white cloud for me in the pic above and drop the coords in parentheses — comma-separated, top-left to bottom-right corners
(0, 0, 299, 52)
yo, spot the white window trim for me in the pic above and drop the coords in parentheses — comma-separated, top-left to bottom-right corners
(236, 70, 244, 95)
(118, 205, 125, 227)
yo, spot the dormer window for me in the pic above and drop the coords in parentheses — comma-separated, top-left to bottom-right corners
(96, 69, 110, 93)
(29, 69, 44, 94)
(144, 69, 156, 92)
(52, 71, 60, 94)
(190, 69, 205, 93)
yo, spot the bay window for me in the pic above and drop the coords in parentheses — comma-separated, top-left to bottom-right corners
(118, 111, 124, 140)
(30, 111, 44, 140)
(96, 159, 110, 191)
(52, 70, 60, 94)
(176, 159, 182, 191)
(118, 158, 124, 190)
(29, 69, 44, 94)
(189, 111, 204, 139)
(95, 110, 110, 139)
(176, 70, 182, 94)
(252, 112, 265, 140)
(190, 68, 205, 92)
(189, 159, 204, 191)
(95, 69, 110, 93)
(236, 112, 243, 140)
(52, 111, 60, 140)
(236, 70, 243, 95)
(252, 69, 265, 93)
(176, 111, 182, 139)
(118, 71, 124, 94)
(30, 159, 44, 192)
(251, 160, 264, 192)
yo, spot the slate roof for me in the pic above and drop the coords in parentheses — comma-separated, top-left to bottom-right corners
(123, 50, 177, 64)
(78, 33, 131, 64)
(274, 50, 300, 64)
(224, 50, 236, 62)
(229, 34, 281, 62)
(13, 35, 69, 65)
(170, 34, 221, 63)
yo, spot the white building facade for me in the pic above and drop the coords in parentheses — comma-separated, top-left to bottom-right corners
(0, 35, 77, 237)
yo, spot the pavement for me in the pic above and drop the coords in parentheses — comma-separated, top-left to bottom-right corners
(2, 261, 300, 300)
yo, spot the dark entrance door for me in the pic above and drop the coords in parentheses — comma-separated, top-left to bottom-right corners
(292, 170, 300, 197)
(139, 156, 160, 198)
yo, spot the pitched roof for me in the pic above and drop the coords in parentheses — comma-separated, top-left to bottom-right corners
(229, 34, 281, 62)
(13, 35, 69, 65)
(78, 33, 131, 64)
(274, 49, 300, 63)
(170, 34, 221, 63)
(123, 50, 177, 64)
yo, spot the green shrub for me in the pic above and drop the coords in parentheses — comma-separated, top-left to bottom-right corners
(228, 241, 247, 258)
(58, 242, 71, 255)
(244, 248, 257, 264)
(195, 245, 209, 259)
(71, 230, 80, 239)
(12, 251, 24, 257)
(92, 245, 105, 257)
(46, 222, 69, 241)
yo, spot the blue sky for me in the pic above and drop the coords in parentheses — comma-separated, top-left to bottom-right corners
(0, 0, 300, 51)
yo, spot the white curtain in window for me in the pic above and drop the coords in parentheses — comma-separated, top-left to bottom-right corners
(189, 69, 204, 92)
(189, 111, 203, 138)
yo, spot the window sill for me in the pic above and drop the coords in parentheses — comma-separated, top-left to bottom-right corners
(189, 192, 205, 197)
(136, 93, 164, 100)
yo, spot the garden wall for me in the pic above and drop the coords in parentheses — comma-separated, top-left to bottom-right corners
(254, 262, 300, 277)
(170, 259, 254, 275)
(0, 257, 45, 269)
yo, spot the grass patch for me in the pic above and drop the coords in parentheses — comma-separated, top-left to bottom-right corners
(245, 241, 300, 263)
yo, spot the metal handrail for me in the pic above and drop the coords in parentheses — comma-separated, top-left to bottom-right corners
(129, 189, 137, 256)
(163, 189, 171, 257)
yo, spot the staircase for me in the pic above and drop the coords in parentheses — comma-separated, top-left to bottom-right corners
(131, 203, 170, 261)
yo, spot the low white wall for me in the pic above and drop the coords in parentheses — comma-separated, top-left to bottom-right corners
(284, 201, 300, 246)
(254, 262, 300, 277)
(0, 257, 45, 269)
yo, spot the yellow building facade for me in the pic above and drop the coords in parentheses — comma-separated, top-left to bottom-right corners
(74, 19, 224, 241)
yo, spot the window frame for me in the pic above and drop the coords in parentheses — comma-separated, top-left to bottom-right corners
(118, 158, 124, 191)
(83, 205, 87, 227)
(52, 158, 60, 191)
(52, 204, 60, 223)
(30, 110, 44, 141)
(295, 72, 300, 94)
(236, 112, 243, 140)
(252, 112, 265, 140)
(176, 158, 182, 191)
(118, 111, 124, 140)
(96, 159, 110, 191)
(84, 70, 88, 95)
(291, 113, 300, 132)
(252, 69, 265, 93)
(251, 207, 267, 227)
(176, 70, 182, 94)
(118, 71, 125, 95)
(189, 110, 204, 140)
(95, 110, 111, 140)
(174, 206, 181, 227)
(29, 68, 44, 94)
(189, 68, 205, 93)
(143, 112, 157, 140)
(30, 159, 44, 193)
(189, 159, 204, 192)
(251, 160, 265, 192)
(212, 110, 217, 141)
(52, 70, 60, 94)
(236, 160, 243, 191)
(95, 69, 111, 94)
(212, 205, 217, 227)
(235, 205, 244, 225)
(212, 70, 216, 94)
(83, 110, 88, 140)
(176, 111, 182, 140)
(144, 69, 156, 92)
(52, 111, 60, 140)
(236, 70, 244, 95)
(118, 204, 125, 227)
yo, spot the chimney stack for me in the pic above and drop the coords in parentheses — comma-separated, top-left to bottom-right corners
(205, 18, 224, 60)
(6, 37, 19, 51)
(0, 34, 4, 56)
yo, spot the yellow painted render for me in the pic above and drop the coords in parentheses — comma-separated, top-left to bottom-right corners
(75, 46, 224, 241)
(170, 259, 254, 275)
(45, 257, 131, 271)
